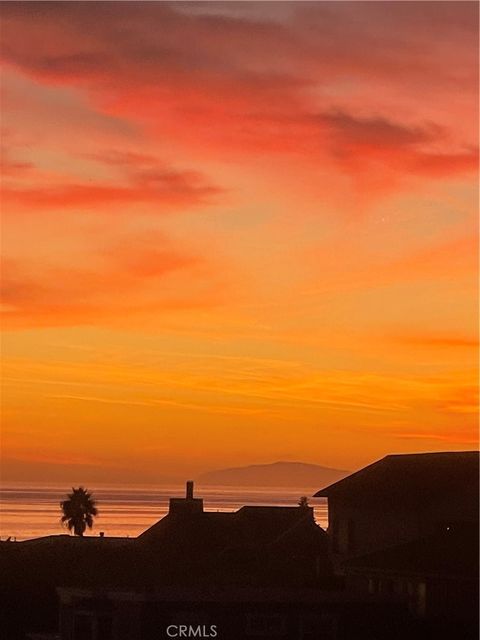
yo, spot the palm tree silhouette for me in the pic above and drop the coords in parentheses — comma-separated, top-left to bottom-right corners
(60, 487, 98, 536)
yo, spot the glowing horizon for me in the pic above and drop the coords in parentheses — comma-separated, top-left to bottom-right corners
(1, 1, 478, 483)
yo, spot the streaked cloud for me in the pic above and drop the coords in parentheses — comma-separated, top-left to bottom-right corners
(1, 1, 477, 478)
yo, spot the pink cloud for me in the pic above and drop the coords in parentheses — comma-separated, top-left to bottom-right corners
(1, 1, 476, 194)
(1, 145, 223, 212)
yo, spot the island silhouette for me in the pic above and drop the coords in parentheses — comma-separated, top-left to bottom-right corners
(197, 460, 348, 487)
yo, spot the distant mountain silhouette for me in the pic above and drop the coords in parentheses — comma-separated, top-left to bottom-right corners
(197, 461, 349, 488)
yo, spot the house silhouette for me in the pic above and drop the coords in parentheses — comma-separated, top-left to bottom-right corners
(2, 455, 478, 640)
(314, 451, 479, 564)
(314, 451, 479, 638)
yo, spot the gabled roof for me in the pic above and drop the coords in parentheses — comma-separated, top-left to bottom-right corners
(267, 510, 329, 554)
(130, 505, 332, 586)
(314, 451, 479, 504)
(138, 505, 318, 549)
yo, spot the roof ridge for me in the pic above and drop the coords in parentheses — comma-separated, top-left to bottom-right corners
(313, 455, 388, 497)
(314, 451, 479, 497)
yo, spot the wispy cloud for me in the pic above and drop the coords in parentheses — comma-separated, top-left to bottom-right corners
(390, 431, 478, 445)
(1, 1, 477, 191)
(0, 232, 222, 328)
(1, 1, 477, 476)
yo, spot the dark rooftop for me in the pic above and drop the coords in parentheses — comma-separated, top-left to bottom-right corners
(14, 534, 133, 547)
(2, 483, 332, 591)
(138, 482, 325, 552)
(314, 451, 479, 504)
(137, 503, 326, 564)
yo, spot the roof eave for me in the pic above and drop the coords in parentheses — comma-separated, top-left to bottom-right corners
(313, 489, 330, 497)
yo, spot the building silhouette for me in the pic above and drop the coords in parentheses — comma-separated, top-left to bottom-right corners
(314, 451, 479, 639)
(314, 451, 479, 565)
(1, 452, 478, 640)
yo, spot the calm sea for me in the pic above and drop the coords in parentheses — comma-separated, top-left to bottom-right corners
(0, 483, 328, 541)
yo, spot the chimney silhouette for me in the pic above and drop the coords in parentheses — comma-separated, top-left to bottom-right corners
(169, 481, 203, 516)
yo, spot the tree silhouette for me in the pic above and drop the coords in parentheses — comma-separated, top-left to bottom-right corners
(298, 496, 309, 508)
(60, 487, 98, 536)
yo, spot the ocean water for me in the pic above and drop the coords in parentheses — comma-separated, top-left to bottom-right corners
(0, 483, 328, 541)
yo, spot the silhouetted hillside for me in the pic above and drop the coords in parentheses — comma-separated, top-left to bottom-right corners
(197, 461, 348, 488)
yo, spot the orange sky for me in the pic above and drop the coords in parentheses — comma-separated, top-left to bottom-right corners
(1, 1, 478, 483)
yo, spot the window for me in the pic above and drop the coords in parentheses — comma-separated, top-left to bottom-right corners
(416, 582, 426, 617)
(406, 581, 427, 617)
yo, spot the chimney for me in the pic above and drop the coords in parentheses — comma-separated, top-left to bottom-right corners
(169, 481, 203, 516)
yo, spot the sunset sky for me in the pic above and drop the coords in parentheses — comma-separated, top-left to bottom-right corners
(1, 1, 478, 483)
